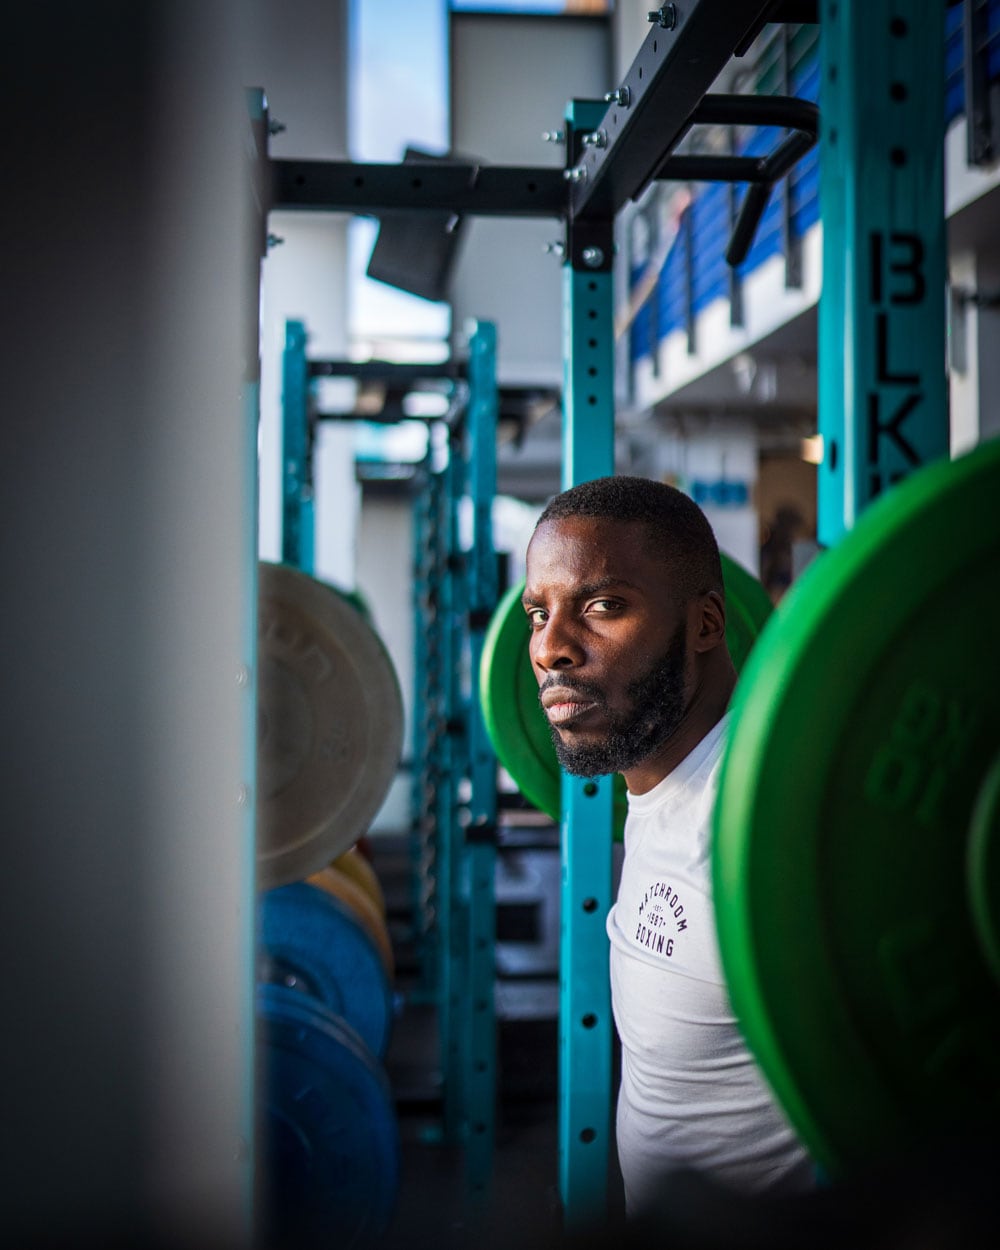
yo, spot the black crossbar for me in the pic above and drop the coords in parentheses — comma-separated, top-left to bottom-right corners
(271, 159, 566, 218)
(308, 359, 465, 381)
(567, 0, 791, 220)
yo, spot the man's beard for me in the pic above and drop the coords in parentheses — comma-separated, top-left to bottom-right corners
(542, 620, 688, 778)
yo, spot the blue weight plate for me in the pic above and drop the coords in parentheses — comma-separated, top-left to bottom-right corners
(256, 984, 400, 1248)
(258, 882, 394, 1059)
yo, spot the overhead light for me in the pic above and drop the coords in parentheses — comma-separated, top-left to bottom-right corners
(800, 434, 824, 465)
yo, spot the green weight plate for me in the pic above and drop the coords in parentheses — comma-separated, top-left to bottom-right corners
(257, 562, 403, 890)
(479, 552, 773, 836)
(713, 437, 1000, 1179)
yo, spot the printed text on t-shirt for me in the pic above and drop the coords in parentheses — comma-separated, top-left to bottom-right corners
(634, 881, 688, 957)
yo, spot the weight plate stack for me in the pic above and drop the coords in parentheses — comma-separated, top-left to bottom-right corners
(479, 552, 773, 836)
(257, 561, 403, 889)
(256, 984, 399, 1248)
(258, 881, 394, 1060)
(713, 436, 1000, 1178)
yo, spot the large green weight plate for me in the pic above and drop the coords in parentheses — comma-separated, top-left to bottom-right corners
(713, 437, 1000, 1178)
(479, 552, 773, 836)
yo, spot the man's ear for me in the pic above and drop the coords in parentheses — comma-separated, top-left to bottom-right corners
(690, 590, 727, 654)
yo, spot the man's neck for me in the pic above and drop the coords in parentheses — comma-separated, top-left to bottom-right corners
(622, 671, 735, 796)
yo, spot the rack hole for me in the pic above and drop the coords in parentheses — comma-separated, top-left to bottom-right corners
(582, 1013, 598, 1029)
(890, 17, 907, 36)
(890, 147, 907, 167)
(583, 781, 598, 796)
(582, 897, 598, 913)
(890, 82, 907, 102)
(580, 1128, 596, 1144)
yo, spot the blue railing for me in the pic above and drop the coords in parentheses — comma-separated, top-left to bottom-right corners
(631, 3, 1000, 366)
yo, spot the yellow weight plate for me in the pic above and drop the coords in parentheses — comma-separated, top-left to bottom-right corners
(332, 847, 387, 918)
(308, 865, 395, 979)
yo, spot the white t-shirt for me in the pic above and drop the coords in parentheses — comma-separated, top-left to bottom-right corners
(606, 715, 814, 1214)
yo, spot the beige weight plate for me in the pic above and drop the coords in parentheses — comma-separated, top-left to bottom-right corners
(257, 562, 403, 890)
(308, 865, 395, 978)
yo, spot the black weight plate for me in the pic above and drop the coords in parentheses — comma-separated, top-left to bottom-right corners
(257, 561, 403, 889)
(258, 882, 394, 1059)
(968, 752, 1000, 987)
(713, 437, 1000, 1177)
(256, 984, 399, 1248)
(480, 552, 773, 834)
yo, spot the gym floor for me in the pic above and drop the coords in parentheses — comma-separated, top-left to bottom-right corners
(370, 832, 1000, 1250)
(372, 828, 626, 1250)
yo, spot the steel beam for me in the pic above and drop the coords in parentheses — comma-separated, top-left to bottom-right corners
(280, 320, 314, 574)
(558, 98, 616, 1234)
(818, 0, 948, 543)
(567, 0, 783, 220)
(463, 321, 499, 1202)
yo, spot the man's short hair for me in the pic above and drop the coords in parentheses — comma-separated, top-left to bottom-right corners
(535, 475, 724, 600)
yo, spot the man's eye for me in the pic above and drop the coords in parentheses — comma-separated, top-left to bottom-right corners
(589, 599, 619, 613)
(525, 608, 547, 627)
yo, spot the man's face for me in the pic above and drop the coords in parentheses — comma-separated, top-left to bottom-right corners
(523, 516, 692, 777)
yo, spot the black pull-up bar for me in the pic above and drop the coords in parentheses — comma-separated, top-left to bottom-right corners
(654, 95, 819, 267)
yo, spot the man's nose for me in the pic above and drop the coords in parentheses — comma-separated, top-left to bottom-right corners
(531, 613, 585, 672)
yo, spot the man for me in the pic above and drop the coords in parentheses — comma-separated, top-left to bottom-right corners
(523, 475, 813, 1216)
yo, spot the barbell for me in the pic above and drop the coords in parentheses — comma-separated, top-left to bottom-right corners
(713, 435, 1000, 1177)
